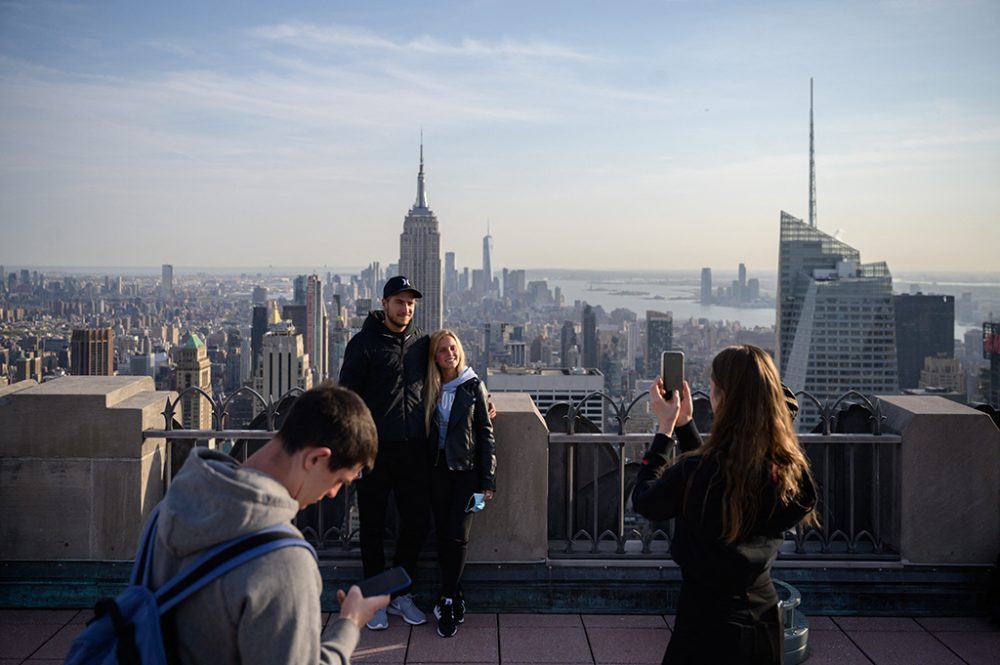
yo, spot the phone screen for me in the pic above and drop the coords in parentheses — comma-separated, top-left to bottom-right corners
(661, 351, 685, 396)
(466, 492, 486, 513)
(356, 567, 411, 597)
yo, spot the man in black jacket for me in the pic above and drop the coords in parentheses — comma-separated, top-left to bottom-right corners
(339, 275, 431, 630)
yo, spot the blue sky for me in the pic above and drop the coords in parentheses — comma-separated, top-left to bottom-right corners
(1, 0, 998, 273)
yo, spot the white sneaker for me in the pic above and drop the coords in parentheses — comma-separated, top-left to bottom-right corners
(366, 607, 388, 630)
(387, 593, 427, 625)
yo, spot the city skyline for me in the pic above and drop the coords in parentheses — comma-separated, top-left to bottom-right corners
(1, 1, 998, 272)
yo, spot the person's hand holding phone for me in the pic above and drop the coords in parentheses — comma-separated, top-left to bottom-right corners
(650, 376, 682, 437)
(676, 380, 693, 428)
(335, 585, 389, 631)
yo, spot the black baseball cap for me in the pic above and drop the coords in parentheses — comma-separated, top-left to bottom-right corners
(383, 275, 423, 299)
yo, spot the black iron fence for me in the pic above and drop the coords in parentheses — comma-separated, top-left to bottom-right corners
(143, 386, 902, 561)
(545, 389, 901, 560)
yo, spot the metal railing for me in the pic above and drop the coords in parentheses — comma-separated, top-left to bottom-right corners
(142, 386, 902, 560)
(143, 385, 360, 552)
(545, 389, 901, 560)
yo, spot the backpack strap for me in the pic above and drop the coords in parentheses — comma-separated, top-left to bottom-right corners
(154, 523, 316, 615)
(130, 503, 162, 587)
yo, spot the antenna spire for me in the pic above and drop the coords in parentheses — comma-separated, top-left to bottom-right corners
(809, 78, 817, 228)
(415, 130, 428, 208)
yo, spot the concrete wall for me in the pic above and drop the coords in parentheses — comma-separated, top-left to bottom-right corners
(467, 393, 549, 563)
(881, 395, 1000, 564)
(0, 376, 174, 561)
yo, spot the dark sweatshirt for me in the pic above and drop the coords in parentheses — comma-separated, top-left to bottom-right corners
(631, 422, 817, 617)
(338, 311, 428, 443)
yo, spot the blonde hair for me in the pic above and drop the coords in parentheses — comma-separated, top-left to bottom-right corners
(685, 344, 818, 543)
(424, 329, 467, 436)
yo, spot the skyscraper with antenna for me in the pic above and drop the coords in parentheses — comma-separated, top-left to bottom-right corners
(809, 77, 817, 228)
(399, 134, 442, 332)
(775, 79, 898, 427)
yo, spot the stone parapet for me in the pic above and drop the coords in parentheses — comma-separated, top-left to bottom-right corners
(0, 376, 175, 560)
(467, 392, 548, 563)
(881, 395, 1000, 564)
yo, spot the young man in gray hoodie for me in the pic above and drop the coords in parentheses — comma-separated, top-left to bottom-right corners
(147, 383, 387, 664)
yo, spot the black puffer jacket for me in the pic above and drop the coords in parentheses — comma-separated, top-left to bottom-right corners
(431, 376, 497, 491)
(338, 311, 429, 443)
(632, 422, 816, 613)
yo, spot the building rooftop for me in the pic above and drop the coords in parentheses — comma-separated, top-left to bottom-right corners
(2, 378, 998, 664)
(3, 609, 997, 664)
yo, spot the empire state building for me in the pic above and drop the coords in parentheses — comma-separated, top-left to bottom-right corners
(399, 142, 442, 332)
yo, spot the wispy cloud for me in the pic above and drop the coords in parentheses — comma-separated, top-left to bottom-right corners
(250, 21, 602, 62)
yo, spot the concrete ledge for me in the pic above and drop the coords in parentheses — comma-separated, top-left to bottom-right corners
(468, 393, 548, 563)
(0, 380, 38, 400)
(2, 559, 992, 618)
(880, 395, 1000, 564)
(0, 376, 175, 560)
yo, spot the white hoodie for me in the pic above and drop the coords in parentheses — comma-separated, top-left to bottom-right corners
(436, 366, 478, 449)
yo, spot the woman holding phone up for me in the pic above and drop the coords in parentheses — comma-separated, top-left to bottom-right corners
(424, 329, 497, 638)
(632, 344, 818, 664)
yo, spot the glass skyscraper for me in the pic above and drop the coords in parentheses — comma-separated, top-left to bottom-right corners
(776, 211, 898, 425)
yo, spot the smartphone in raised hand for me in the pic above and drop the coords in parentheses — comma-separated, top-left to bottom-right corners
(661, 351, 685, 398)
(356, 567, 411, 598)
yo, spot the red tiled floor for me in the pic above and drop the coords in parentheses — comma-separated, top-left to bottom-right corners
(499, 626, 591, 663)
(588, 627, 670, 664)
(934, 631, 1000, 665)
(0, 623, 65, 660)
(460, 613, 500, 629)
(0, 609, 78, 624)
(29, 622, 85, 659)
(581, 615, 667, 629)
(408, 625, 499, 663)
(916, 616, 998, 632)
(1, 609, 998, 664)
(354, 623, 412, 663)
(848, 630, 966, 665)
(804, 615, 839, 630)
(69, 610, 90, 625)
(833, 616, 924, 632)
(803, 630, 873, 665)
(500, 613, 583, 627)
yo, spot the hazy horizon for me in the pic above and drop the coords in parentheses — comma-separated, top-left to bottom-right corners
(2, 1, 998, 271)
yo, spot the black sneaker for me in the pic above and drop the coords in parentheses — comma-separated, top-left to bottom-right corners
(434, 597, 458, 638)
(454, 590, 466, 624)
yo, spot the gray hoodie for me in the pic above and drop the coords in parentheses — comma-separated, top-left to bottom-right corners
(149, 447, 359, 665)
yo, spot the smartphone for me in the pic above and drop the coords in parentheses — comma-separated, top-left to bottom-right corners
(466, 492, 486, 513)
(661, 351, 685, 397)
(356, 567, 411, 598)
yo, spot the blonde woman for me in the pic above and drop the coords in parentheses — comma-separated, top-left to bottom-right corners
(632, 345, 818, 664)
(423, 330, 496, 638)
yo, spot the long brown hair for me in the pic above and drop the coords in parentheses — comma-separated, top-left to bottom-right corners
(424, 329, 467, 437)
(687, 344, 817, 543)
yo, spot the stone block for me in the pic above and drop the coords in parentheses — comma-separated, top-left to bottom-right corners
(0, 376, 176, 561)
(467, 393, 548, 563)
(881, 395, 1000, 564)
(0, 458, 92, 559)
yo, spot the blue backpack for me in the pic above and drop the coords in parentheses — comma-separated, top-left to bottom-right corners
(64, 506, 316, 665)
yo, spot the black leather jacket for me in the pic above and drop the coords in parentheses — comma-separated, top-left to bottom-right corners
(432, 377, 497, 491)
(338, 311, 429, 443)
